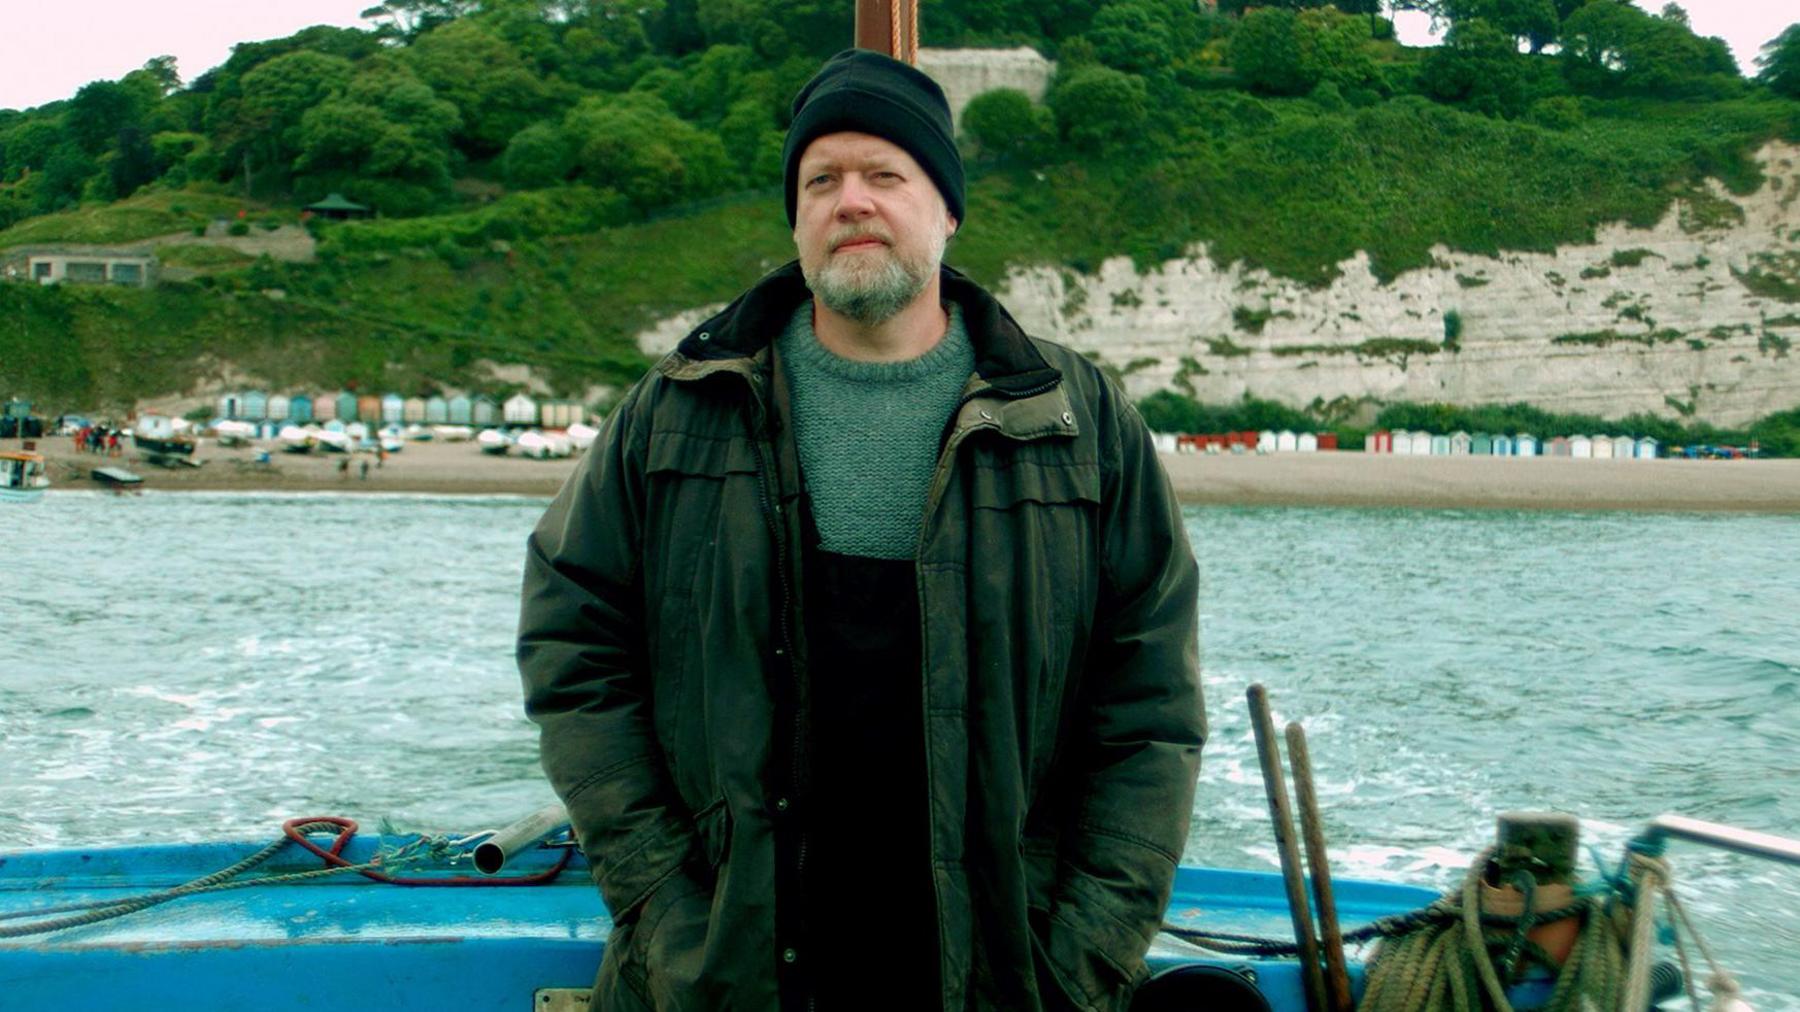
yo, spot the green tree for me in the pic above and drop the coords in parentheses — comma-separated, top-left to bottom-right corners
(1048, 65, 1149, 152)
(1086, 2, 1175, 75)
(226, 50, 355, 190)
(408, 19, 551, 157)
(1295, 7, 1378, 89)
(1230, 8, 1312, 95)
(1758, 24, 1800, 98)
(1421, 18, 1534, 115)
(359, 0, 478, 42)
(1444, 0, 1558, 51)
(959, 89, 1056, 166)
(294, 97, 453, 215)
(66, 80, 145, 155)
(562, 92, 733, 209)
(502, 121, 574, 187)
(1560, 0, 1738, 96)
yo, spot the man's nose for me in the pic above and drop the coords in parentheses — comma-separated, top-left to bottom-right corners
(835, 174, 876, 219)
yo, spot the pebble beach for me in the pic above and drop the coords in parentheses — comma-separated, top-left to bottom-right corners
(14, 436, 1800, 512)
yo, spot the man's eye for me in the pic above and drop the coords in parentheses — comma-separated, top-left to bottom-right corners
(807, 174, 832, 187)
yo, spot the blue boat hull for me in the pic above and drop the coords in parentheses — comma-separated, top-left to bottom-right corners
(0, 831, 1438, 1010)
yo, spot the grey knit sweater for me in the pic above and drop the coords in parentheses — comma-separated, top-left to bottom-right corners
(776, 300, 974, 560)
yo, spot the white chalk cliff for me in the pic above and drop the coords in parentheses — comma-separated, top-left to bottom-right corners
(639, 44, 1800, 428)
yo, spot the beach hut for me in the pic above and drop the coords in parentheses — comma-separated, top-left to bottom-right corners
(541, 399, 582, 429)
(1515, 434, 1538, 457)
(1492, 435, 1513, 456)
(1430, 434, 1451, 456)
(1449, 431, 1472, 455)
(312, 394, 336, 422)
(1411, 432, 1434, 456)
(473, 396, 498, 426)
(1591, 435, 1614, 459)
(1256, 430, 1276, 453)
(1546, 436, 1569, 457)
(1317, 433, 1338, 452)
(1389, 430, 1412, 456)
(425, 396, 449, 424)
(217, 393, 244, 420)
(267, 394, 291, 422)
(1570, 435, 1593, 459)
(1276, 430, 1298, 453)
(289, 395, 314, 423)
(324, 419, 346, 434)
(1298, 432, 1318, 453)
(402, 397, 427, 424)
(243, 390, 269, 422)
(1637, 437, 1660, 459)
(1614, 437, 1637, 460)
(381, 394, 405, 425)
(1367, 430, 1390, 454)
(447, 395, 473, 425)
(331, 392, 355, 421)
(357, 395, 381, 424)
(1471, 433, 1493, 455)
(505, 393, 539, 425)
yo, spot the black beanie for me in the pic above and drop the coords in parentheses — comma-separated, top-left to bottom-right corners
(782, 49, 965, 230)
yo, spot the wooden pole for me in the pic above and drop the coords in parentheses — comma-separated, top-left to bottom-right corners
(1287, 721, 1354, 1012)
(1247, 684, 1327, 1012)
(853, 0, 919, 63)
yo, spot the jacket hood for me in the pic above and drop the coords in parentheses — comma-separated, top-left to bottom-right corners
(666, 261, 1061, 396)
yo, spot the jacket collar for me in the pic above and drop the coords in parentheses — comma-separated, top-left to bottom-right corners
(658, 260, 1062, 397)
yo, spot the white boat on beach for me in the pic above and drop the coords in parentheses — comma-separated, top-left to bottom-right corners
(315, 430, 352, 453)
(516, 430, 572, 460)
(477, 428, 513, 456)
(213, 420, 256, 447)
(278, 426, 317, 454)
(431, 425, 474, 442)
(567, 422, 598, 451)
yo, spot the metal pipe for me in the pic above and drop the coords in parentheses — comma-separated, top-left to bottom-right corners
(473, 803, 570, 875)
(1645, 814, 1800, 866)
(1287, 721, 1353, 1012)
(1247, 684, 1327, 1012)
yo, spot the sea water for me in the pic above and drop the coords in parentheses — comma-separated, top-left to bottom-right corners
(3, 493, 1796, 1007)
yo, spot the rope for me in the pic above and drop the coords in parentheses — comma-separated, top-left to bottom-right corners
(1358, 848, 1630, 1012)
(1, 815, 574, 939)
(889, 0, 901, 60)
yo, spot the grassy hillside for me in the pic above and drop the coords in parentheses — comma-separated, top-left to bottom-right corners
(4, 86, 1793, 416)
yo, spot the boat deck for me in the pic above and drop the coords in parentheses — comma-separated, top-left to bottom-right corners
(0, 832, 1439, 1009)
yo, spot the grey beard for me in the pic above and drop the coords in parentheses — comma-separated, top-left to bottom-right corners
(804, 253, 927, 326)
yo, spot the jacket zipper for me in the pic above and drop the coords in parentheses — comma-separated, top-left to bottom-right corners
(914, 375, 1063, 1011)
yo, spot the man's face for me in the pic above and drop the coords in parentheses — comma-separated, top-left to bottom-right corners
(793, 131, 956, 326)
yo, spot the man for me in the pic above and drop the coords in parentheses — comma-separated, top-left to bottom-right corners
(518, 49, 1203, 1012)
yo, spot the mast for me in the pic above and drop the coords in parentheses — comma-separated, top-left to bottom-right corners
(853, 0, 920, 64)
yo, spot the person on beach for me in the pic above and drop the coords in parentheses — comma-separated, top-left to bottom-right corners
(517, 49, 1203, 1012)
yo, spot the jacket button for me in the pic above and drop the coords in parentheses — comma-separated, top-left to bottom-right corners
(697, 331, 711, 342)
(775, 797, 790, 813)
(978, 409, 994, 421)
(774, 647, 785, 657)
(1062, 411, 1074, 425)
(782, 947, 798, 964)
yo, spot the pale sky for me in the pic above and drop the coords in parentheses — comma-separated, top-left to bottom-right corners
(1, 1, 1794, 113)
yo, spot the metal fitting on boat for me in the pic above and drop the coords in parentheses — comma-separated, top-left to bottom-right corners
(474, 803, 571, 874)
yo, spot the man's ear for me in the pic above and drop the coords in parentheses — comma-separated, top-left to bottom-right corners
(946, 213, 959, 239)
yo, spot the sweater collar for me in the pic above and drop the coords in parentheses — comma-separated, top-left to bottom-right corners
(659, 260, 1060, 396)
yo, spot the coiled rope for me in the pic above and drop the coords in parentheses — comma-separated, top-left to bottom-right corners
(0, 815, 573, 940)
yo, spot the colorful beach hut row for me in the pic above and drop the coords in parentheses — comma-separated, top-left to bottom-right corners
(1167, 431, 1340, 453)
(1366, 430, 1661, 459)
(215, 391, 591, 429)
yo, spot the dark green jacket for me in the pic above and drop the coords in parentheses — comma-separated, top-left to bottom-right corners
(518, 262, 1204, 1011)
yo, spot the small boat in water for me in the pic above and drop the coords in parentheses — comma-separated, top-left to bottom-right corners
(91, 466, 143, 489)
(0, 447, 49, 502)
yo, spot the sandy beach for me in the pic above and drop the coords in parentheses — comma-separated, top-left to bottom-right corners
(12, 436, 1800, 512)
